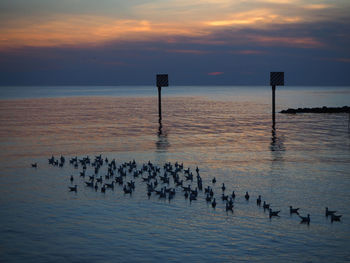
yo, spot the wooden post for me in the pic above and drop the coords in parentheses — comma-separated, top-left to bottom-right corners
(156, 74, 168, 122)
(270, 72, 284, 129)
(272, 85, 276, 129)
(158, 86, 162, 121)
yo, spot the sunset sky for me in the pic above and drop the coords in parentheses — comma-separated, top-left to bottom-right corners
(0, 0, 349, 85)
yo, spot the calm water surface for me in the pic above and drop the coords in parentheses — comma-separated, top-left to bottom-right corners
(0, 86, 350, 262)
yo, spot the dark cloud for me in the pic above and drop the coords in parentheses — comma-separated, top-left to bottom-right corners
(0, 19, 349, 86)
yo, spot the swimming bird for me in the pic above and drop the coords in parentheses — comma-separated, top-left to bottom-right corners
(257, 195, 261, 206)
(269, 208, 280, 218)
(105, 181, 114, 190)
(69, 185, 77, 192)
(212, 177, 216, 184)
(263, 201, 270, 210)
(245, 191, 250, 200)
(96, 176, 103, 183)
(325, 207, 336, 217)
(299, 214, 310, 224)
(212, 198, 216, 208)
(94, 183, 98, 191)
(222, 194, 228, 201)
(123, 185, 132, 194)
(206, 194, 212, 202)
(226, 202, 233, 212)
(204, 186, 211, 194)
(228, 197, 234, 207)
(289, 206, 300, 214)
(189, 193, 197, 202)
(331, 214, 342, 222)
(85, 181, 94, 187)
(184, 191, 189, 199)
(31, 163, 37, 168)
(70, 175, 74, 183)
(101, 185, 106, 193)
(222, 183, 226, 192)
(231, 191, 236, 199)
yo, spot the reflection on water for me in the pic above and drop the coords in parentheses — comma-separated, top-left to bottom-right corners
(156, 120, 170, 152)
(270, 128, 285, 154)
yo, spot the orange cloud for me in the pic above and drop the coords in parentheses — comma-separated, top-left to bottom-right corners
(206, 9, 302, 27)
(305, 4, 333, 10)
(250, 36, 323, 48)
(0, 15, 208, 49)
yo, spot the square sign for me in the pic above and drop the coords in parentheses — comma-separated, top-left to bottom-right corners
(270, 72, 284, 86)
(157, 74, 168, 87)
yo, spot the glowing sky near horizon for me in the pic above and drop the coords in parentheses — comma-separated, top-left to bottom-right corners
(0, 0, 349, 85)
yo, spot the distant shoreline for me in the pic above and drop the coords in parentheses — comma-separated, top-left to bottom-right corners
(280, 106, 350, 114)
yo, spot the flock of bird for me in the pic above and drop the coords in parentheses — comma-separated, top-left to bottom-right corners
(32, 155, 342, 224)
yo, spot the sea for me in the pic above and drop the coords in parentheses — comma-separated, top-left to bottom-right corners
(0, 85, 349, 262)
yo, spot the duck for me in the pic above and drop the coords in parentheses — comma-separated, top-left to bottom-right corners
(269, 208, 280, 218)
(31, 163, 37, 168)
(231, 191, 236, 199)
(263, 201, 270, 210)
(210, 189, 214, 197)
(96, 176, 103, 183)
(228, 198, 234, 207)
(184, 191, 189, 199)
(299, 214, 310, 224)
(206, 194, 212, 202)
(70, 175, 74, 183)
(85, 181, 94, 187)
(205, 186, 211, 194)
(289, 206, 300, 214)
(94, 183, 98, 191)
(226, 202, 233, 211)
(182, 185, 191, 192)
(257, 195, 261, 206)
(69, 185, 77, 192)
(245, 191, 250, 200)
(123, 185, 132, 194)
(105, 181, 114, 189)
(222, 194, 228, 201)
(101, 185, 106, 193)
(212, 198, 217, 208)
(325, 207, 336, 217)
(222, 183, 226, 192)
(212, 177, 216, 184)
(189, 193, 197, 202)
(331, 214, 342, 222)
(221, 194, 228, 201)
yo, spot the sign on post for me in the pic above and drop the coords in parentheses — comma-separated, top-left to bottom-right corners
(157, 74, 169, 87)
(270, 72, 284, 86)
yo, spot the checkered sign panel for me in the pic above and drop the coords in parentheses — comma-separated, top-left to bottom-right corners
(270, 72, 284, 86)
(157, 74, 168, 87)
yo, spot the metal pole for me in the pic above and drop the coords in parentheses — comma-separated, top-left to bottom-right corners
(272, 85, 276, 128)
(158, 86, 162, 121)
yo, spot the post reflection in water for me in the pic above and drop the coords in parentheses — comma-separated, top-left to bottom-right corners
(270, 128, 285, 161)
(156, 119, 170, 152)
